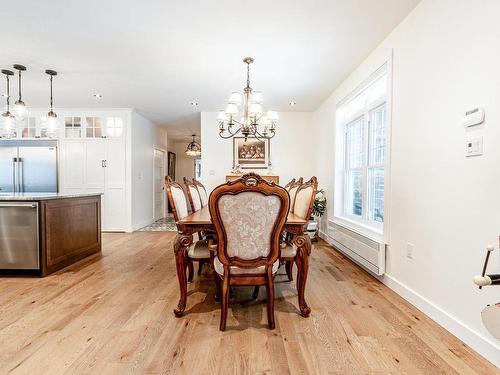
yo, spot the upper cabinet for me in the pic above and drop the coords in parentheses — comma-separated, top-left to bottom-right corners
(1, 110, 128, 140)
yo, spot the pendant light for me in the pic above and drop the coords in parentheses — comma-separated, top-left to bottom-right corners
(1, 69, 15, 138)
(13, 64, 27, 119)
(45, 69, 58, 137)
(185, 134, 202, 157)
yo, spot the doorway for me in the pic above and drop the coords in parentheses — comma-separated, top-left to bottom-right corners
(153, 148, 166, 221)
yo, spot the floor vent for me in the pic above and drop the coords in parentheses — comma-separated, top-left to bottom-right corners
(327, 221, 386, 275)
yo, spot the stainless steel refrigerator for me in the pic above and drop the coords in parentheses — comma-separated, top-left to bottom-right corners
(0, 140, 58, 193)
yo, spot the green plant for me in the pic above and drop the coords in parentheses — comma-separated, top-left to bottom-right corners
(311, 189, 327, 218)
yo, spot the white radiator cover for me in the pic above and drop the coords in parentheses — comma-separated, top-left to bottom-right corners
(327, 221, 386, 275)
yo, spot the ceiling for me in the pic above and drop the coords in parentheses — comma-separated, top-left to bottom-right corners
(1, 0, 420, 140)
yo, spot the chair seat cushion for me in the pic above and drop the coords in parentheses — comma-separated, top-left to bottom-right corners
(213, 257, 279, 275)
(280, 244, 297, 258)
(187, 240, 211, 259)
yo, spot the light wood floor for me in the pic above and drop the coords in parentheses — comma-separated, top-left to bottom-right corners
(0, 232, 497, 374)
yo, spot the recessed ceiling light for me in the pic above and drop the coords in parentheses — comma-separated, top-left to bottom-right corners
(190, 101, 199, 107)
(93, 93, 103, 99)
(289, 100, 297, 107)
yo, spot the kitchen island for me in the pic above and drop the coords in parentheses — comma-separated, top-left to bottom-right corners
(0, 193, 101, 276)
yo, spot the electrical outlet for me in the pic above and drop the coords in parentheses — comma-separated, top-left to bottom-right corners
(406, 242, 415, 259)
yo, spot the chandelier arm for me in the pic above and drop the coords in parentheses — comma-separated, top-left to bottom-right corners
(219, 126, 242, 139)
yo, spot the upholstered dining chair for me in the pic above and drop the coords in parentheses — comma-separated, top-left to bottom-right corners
(184, 177, 203, 213)
(193, 179, 209, 207)
(209, 173, 290, 331)
(288, 177, 303, 211)
(284, 178, 296, 191)
(281, 176, 318, 281)
(166, 177, 211, 282)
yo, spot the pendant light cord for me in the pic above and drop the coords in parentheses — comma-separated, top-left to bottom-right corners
(18, 70, 22, 102)
(50, 75, 53, 111)
(6, 74, 10, 111)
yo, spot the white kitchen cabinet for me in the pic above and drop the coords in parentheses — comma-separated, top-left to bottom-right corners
(60, 138, 127, 231)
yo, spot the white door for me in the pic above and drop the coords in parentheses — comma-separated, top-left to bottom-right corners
(153, 148, 165, 221)
(103, 139, 126, 231)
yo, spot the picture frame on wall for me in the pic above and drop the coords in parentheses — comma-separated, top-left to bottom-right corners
(233, 137, 270, 169)
(168, 151, 176, 180)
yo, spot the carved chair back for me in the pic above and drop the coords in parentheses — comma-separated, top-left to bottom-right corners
(288, 177, 304, 212)
(193, 179, 209, 207)
(292, 176, 318, 220)
(166, 176, 189, 222)
(209, 173, 290, 272)
(184, 177, 202, 212)
(284, 178, 296, 191)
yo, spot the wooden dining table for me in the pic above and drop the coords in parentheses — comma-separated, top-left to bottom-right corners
(173, 205, 312, 318)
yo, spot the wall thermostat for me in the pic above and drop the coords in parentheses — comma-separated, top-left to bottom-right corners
(465, 136, 483, 157)
(463, 107, 485, 127)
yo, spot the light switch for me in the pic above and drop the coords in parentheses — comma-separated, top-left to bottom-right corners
(209, 169, 215, 175)
(465, 136, 483, 157)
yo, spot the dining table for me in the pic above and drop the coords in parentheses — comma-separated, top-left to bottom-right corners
(172, 205, 312, 318)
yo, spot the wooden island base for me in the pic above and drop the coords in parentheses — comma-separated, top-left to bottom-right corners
(0, 194, 102, 277)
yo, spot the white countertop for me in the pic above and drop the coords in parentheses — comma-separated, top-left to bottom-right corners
(0, 192, 103, 201)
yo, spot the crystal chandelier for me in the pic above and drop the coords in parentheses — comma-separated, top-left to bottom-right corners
(1, 69, 16, 138)
(217, 57, 278, 141)
(185, 134, 201, 157)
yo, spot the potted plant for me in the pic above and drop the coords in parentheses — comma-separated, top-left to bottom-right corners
(307, 189, 327, 240)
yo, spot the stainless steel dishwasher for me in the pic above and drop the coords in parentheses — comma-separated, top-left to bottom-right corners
(0, 202, 39, 270)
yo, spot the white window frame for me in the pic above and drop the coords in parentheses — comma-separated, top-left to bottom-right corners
(334, 63, 392, 239)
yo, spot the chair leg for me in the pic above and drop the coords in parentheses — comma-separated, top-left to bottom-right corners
(265, 268, 276, 330)
(198, 260, 203, 275)
(214, 272, 222, 302)
(220, 275, 230, 331)
(285, 260, 294, 281)
(187, 259, 194, 282)
(252, 286, 260, 300)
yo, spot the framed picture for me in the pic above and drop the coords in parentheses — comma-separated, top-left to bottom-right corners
(168, 151, 176, 180)
(233, 137, 270, 169)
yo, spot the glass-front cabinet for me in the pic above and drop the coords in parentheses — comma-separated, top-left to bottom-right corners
(0, 110, 128, 140)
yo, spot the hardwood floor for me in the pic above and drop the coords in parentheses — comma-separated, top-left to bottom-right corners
(0, 232, 497, 374)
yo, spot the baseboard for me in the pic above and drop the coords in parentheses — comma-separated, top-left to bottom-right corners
(319, 231, 500, 368)
(131, 217, 155, 232)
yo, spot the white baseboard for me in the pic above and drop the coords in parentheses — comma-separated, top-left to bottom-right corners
(319, 231, 500, 368)
(131, 217, 155, 232)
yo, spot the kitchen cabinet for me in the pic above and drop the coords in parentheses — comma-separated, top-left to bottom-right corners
(60, 138, 126, 231)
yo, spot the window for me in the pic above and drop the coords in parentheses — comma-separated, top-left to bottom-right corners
(21, 117, 36, 138)
(86, 117, 102, 138)
(65, 117, 82, 138)
(335, 66, 388, 233)
(105, 117, 123, 138)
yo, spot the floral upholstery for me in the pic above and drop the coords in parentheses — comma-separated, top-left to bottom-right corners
(214, 257, 279, 275)
(198, 187, 209, 207)
(293, 186, 314, 219)
(218, 191, 281, 259)
(171, 185, 188, 219)
(187, 239, 211, 259)
(188, 185, 202, 211)
(288, 186, 299, 212)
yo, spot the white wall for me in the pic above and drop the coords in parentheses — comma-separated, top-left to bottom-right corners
(313, 0, 500, 366)
(201, 111, 315, 193)
(130, 111, 167, 230)
(171, 141, 195, 182)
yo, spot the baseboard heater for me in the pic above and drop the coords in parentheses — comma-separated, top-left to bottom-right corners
(327, 221, 386, 275)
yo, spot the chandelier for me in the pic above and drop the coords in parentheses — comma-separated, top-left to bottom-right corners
(185, 134, 201, 157)
(217, 57, 278, 141)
